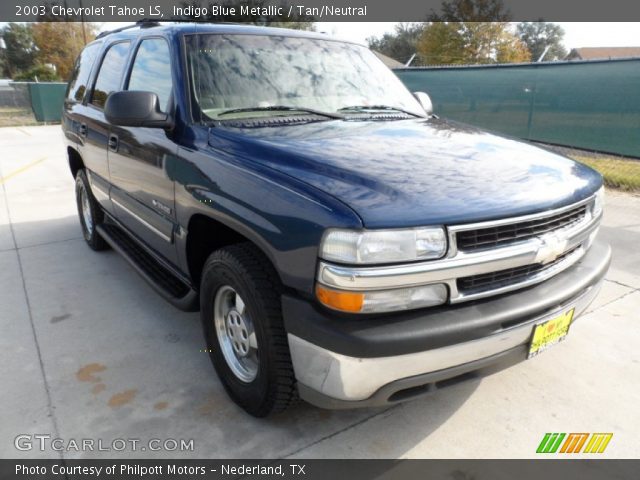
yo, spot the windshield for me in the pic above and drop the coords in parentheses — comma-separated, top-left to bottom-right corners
(186, 34, 425, 120)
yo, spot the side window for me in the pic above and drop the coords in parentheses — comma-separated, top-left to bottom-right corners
(91, 41, 131, 109)
(127, 38, 173, 112)
(66, 43, 100, 102)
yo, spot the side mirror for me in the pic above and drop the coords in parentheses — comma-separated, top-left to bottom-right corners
(413, 91, 433, 115)
(104, 91, 172, 128)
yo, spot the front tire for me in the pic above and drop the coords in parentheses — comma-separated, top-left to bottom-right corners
(75, 169, 108, 251)
(200, 243, 297, 417)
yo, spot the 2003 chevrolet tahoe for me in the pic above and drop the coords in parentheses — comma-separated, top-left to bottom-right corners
(62, 22, 610, 417)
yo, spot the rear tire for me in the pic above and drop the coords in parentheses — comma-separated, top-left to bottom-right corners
(200, 243, 297, 417)
(75, 169, 108, 251)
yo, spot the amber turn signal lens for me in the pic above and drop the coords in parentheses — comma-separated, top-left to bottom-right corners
(316, 285, 364, 313)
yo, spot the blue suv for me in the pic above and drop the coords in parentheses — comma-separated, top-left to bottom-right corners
(62, 22, 610, 416)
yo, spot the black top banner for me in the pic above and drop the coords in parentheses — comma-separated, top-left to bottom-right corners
(4, 0, 640, 22)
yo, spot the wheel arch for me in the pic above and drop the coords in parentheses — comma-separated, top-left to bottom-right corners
(67, 146, 84, 178)
(185, 213, 283, 289)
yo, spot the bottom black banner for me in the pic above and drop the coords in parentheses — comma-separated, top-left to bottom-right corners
(1, 460, 638, 480)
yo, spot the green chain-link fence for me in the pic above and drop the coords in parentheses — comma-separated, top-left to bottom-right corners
(395, 58, 640, 191)
(0, 81, 66, 126)
(0, 81, 36, 127)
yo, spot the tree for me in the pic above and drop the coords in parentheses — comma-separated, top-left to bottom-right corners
(1, 23, 37, 78)
(13, 64, 59, 82)
(417, 0, 530, 65)
(0, 50, 7, 78)
(416, 23, 465, 65)
(31, 22, 97, 81)
(418, 23, 530, 65)
(367, 23, 425, 65)
(516, 22, 567, 61)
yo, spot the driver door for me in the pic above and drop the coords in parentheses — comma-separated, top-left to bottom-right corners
(107, 37, 179, 265)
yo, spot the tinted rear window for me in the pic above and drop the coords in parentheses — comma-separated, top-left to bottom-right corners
(66, 43, 100, 102)
(91, 41, 131, 109)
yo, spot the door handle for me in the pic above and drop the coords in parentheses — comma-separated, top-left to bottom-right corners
(108, 134, 119, 152)
(78, 123, 88, 137)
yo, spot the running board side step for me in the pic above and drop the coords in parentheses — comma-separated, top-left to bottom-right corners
(97, 223, 199, 312)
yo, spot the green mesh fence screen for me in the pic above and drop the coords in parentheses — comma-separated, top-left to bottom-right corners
(395, 58, 640, 159)
(28, 82, 67, 123)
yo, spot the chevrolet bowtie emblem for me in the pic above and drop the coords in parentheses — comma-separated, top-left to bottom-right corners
(535, 233, 569, 265)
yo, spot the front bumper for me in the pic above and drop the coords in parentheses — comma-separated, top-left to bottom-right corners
(283, 240, 611, 408)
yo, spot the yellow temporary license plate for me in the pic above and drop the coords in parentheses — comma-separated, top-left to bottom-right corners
(528, 308, 575, 358)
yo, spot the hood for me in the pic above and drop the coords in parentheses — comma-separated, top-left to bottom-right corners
(208, 118, 602, 228)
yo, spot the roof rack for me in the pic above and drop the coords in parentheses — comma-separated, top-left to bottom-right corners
(96, 19, 161, 39)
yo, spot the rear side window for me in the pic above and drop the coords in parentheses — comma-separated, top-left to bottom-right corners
(127, 38, 173, 112)
(91, 41, 131, 109)
(66, 43, 100, 102)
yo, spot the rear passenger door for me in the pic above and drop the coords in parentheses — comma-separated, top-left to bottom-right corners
(82, 41, 131, 213)
(107, 37, 179, 265)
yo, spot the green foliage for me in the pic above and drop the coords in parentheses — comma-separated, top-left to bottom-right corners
(1, 23, 37, 78)
(0, 51, 7, 78)
(13, 64, 60, 82)
(417, 23, 466, 65)
(367, 23, 425, 65)
(418, 0, 529, 65)
(516, 22, 567, 61)
(418, 22, 530, 65)
(2, 22, 98, 81)
(31, 22, 98, 81)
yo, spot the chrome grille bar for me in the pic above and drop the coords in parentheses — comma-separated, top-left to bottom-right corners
(456, 205, 587, 251)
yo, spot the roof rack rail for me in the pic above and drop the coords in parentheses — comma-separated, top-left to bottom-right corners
(96, 20, 161, 40)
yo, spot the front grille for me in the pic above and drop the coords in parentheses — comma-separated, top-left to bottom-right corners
(456, 204, 588, 252)
(457, 247, 580, 294)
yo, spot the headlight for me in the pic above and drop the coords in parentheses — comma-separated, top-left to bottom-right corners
(320, 227, 447, 264)
(592, 186, 605, 218)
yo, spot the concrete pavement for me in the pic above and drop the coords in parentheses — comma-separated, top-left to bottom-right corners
(1, 126, 638, 459)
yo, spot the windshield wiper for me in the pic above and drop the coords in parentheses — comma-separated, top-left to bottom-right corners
(217, 105, 343, 119)
(338, 105, 424, 118)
